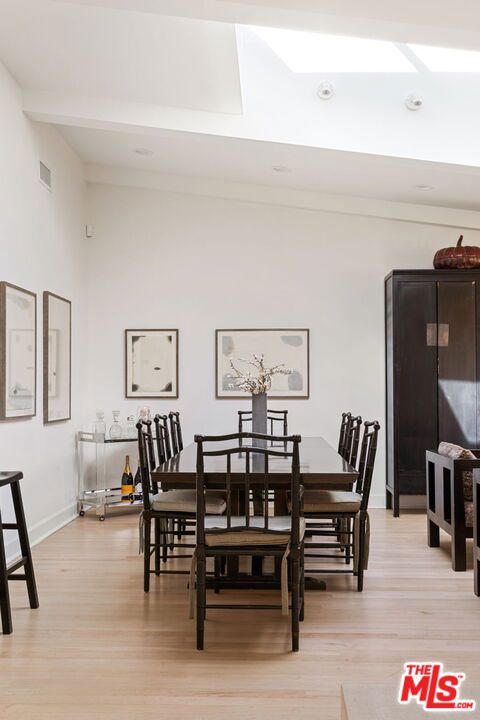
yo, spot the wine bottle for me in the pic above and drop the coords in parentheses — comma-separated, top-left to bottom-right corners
(121, 455, 134, 499)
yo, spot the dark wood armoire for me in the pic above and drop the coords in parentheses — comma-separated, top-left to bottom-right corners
(385, 269, 480, 516)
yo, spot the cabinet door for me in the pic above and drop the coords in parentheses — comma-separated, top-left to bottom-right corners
(438, 281, 476, 447)
(396, 281, 438, 493)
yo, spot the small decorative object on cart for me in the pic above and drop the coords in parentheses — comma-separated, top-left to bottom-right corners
(124, 415, 137, 439)
(137, 405, 152, 422)
(434, 235, 480, 269)
(227, 354, 291, 435)
(109, 410, 122, 439)
(94, 410, 106, 435)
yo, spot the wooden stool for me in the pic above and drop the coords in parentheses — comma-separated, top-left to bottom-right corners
(0, 471, 39, 634)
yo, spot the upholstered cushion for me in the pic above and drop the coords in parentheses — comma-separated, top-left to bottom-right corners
(203, 515, 306, 547)
(438, 442, 475, 500)
(301, 490, 362, 513)
(465, 501, 474, 528)
(152, 490, 226, 514)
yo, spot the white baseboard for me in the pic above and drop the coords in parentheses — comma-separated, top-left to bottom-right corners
(369, 493, 387, 509)
(5, 502, 77, 564)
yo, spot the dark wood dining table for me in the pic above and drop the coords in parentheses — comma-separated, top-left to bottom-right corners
(151, 436, 357, 589)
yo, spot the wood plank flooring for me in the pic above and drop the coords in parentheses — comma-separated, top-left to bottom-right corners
(0, 509, 478, 720)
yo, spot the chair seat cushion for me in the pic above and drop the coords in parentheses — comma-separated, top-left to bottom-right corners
(438, 441, 475, 500)
(204, 515, 306, 547)
(301, 490, 362, 513)
(152, 490, 226, 514)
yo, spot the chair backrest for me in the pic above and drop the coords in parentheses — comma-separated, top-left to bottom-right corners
(355, 421, 380, 510)
(238, 409, 288, 436)
(153, 414, 172, 465)
(344, 415, 362, 466)
(338, 412, 352, 455)
(137, 421, 157, 509)
(195, 432, 302, 545)
(168, 411, 183, 454)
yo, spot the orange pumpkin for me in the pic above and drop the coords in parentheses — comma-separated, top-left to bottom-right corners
(434, 235, 480, 269)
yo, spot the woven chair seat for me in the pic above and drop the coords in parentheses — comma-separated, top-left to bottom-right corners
(152, 490, 226, 514)
(299, 490, 362, 514)
(204, 515, 306, 547)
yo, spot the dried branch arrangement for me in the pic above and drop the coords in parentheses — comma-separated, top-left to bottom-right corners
(227, 353, 292, 394)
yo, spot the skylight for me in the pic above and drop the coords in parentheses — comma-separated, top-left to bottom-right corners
(253, 26, 416, 73)
(408, 43, 480, 72)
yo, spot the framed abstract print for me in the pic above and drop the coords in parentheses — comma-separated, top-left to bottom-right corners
(125, 329, 178, 399)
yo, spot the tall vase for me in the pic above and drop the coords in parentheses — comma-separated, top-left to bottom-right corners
(251, 392, 267, 436)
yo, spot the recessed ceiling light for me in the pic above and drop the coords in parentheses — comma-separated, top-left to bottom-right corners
(272, 165, 291, 173)
(413, 184, 434, 190)
(133, 148, 154, 156)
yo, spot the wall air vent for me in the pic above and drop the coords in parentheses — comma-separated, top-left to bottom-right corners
(39, 161, 52, 190)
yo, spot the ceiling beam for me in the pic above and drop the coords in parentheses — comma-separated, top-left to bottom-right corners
(51, 0, 480, 50)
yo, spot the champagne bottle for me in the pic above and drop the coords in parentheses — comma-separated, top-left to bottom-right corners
(121, 455, 134, 499)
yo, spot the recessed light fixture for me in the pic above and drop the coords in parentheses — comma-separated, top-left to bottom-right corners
(133, 148, 154, 156)
(272, 165, 291, 173)
(413, 184, 434, 190)
(317, 81, 335, 100)
(405, 93, 424, 111)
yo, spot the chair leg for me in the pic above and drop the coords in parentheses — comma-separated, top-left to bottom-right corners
(291, 553, 300, 652)
(452, 528, 467, 572)
(0, 508, 12, 634)
(299, 546, 305, 622)
(11, 481, 39, 609)
(214, 556, 221, 594)
(154, 518, 161, 576)
(356, 515, 366, 592)
(345, 518, 351, 564)
(162, 519, 168, 563)
(143, 516, 151, 593)
(196, 547, 206, 650)
(427, 519, 440, 548)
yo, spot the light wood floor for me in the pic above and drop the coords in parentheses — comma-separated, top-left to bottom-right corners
(1, 509, 478, 720)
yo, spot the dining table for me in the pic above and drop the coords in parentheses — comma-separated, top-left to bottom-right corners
(151, 436, 358, 590)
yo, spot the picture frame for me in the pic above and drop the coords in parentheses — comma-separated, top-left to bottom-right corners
(43, 292, 71, 423)
(0, 282, 37, 420)
(216, 328, 310, 399)
(125, 329, 179, 399)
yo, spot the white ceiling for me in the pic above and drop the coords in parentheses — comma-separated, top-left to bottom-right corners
(59, 125, 480, 211)
(2, 0, 480, 220)
(0, 0, 242, 113)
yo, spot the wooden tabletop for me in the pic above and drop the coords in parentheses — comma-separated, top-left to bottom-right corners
(152, 436, 357, 490)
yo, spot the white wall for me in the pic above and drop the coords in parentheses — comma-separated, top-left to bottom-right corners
(86, 182, 480, 506)
(0, 60, 86, 555)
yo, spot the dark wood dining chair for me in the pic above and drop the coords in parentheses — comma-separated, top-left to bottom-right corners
(192, 432, 305, 651)
(343, 415, 362, 466)
(153, 414, 172, 464)
(300, 421, 380, 591)
(168, 411, 184, 455)
(338, 412, 352, 456)
(137, 421, 227, 591)
(238, 409, 288, 436)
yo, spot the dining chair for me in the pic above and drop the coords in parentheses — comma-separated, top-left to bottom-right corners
(238, 409, 288, 436)
(137, 421, 226, 591)
(169, 411, 184, 455)
(337, 412, 352, 456)
(300, 420, 380, 591)
(343, 415, 363, 466)
(191, 432, 305, 651)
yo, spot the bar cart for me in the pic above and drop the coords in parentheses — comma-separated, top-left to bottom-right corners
(77, 432, 142, 520)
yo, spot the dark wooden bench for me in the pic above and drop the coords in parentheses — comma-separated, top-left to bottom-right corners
(474, 469, 480, 597)
(426, 450, 479, 571)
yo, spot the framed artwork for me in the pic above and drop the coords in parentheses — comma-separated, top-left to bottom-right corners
(0, 282, 37, 420)
(125, 329, 178, 399)
(43, 292, 71, 423)
(216, 328, 310, 399)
